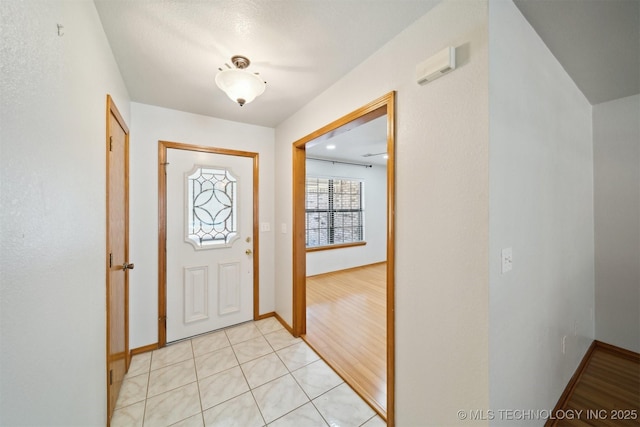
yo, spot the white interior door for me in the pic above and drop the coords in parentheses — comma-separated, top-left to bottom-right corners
(166, 148, 254, 342)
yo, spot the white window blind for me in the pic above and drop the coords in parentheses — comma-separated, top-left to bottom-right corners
(305, 176, 364, 247)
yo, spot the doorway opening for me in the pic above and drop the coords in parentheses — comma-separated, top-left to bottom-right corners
(291, 92, 395, 424)
(157, 141, 260, 347)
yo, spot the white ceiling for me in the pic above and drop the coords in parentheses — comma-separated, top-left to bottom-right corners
(306, 115, 388, 166)
(94, 0, 440, 128)
(94, 0, 639, 164)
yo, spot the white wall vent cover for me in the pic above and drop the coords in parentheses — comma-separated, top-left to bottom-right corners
(416, 47, 456, 85)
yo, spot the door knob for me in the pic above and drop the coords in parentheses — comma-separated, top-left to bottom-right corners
(245, 249, 252, 255)
(122, 262, 135, 271)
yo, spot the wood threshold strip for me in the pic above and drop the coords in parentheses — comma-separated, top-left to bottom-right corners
(302, 335, 387, 420)
(545, 340, 640, 427)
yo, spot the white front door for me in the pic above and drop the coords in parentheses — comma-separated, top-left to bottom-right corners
(166, 148, 254, 343)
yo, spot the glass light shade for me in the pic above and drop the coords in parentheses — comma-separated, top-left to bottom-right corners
(215, 68, 266, 106)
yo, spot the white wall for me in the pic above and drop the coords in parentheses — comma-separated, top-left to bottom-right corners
(275, 1, 490, 424)
(593, 94, 640, 353)
(489, 1, 595, 423)
(129, 103, 275, 349)
(0, 0, 130, 424)
(306, 160, 386, 276)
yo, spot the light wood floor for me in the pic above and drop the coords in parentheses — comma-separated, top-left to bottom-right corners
(305, 262, 387, 418)
(548, 341, 640, 427)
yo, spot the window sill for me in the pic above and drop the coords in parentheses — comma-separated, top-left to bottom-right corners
(306, 241, 366, 252)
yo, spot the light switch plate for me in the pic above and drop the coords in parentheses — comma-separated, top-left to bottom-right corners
(501, 247, 513, 273)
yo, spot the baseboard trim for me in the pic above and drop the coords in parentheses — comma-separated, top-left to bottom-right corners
(593, 339, 640, 362)
(255, 311, 275, 321)
(130, 343, 159, 357)
(273, 312, 294, 334)
(545, 340, 640, 427)
(306, 261, 386, 278)
(129, 312, 297, 356)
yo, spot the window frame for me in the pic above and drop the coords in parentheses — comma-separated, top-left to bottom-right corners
(304, 175, 366, 251)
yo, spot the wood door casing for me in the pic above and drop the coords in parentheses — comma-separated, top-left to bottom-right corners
(106, 95, 130, 424)
(157, 141, 261, 348)
(291, 92, 395, 425)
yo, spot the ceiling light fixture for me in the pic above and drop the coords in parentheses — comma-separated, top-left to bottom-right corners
(326, 144, 336, 150)
(215, 55, 266, 107)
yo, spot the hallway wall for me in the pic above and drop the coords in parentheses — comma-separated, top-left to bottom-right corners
(489, 1, 595, 422)
(274, 1, 490, 424)
(594, 94, 640, 353)
(0, 0, 130, 424)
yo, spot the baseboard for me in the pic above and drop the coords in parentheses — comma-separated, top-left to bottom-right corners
(129, 313, 296, 357)
(130, 343, 159, 357)
(306, 261, 386, 278)
(273, 312, 294, 334)
(593, 339, 640, 362)
(255, 311, 276, 321)
(545, 339, 640, 427)
(256, 311, 294, 335)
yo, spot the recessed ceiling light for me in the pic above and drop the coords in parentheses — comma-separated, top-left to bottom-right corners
(383, 154, 389, 159)
(326, 144, 336, 150)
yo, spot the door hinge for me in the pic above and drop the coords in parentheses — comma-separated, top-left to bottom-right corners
(109, 136, 113, 152)
(109, 369, 113, 385)
(109, 252, 112, 268)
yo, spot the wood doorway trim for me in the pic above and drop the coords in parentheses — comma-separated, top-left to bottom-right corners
(105, 95, 130, 426)
(291, 91, 396, 425)
(157, 140, 260, 347)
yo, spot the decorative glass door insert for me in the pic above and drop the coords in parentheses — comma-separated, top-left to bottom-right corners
(185, 166, 238, 249)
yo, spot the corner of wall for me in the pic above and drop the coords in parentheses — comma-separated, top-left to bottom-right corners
(489, 0, 596, 417)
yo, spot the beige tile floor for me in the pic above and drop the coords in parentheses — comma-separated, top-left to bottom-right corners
(112, 318, 386, 427)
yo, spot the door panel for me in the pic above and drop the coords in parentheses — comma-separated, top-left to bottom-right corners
(184, 266, 209, 323)
(106, 96, 130, 424)
(219, 261, 241, 315)
(166, 148, 254, 342)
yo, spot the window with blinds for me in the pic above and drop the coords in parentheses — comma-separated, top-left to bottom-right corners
(305, 176, 364, 247)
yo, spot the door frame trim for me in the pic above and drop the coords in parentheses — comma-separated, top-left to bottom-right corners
(105, 94, 130, 425)
(291, 91, 396, 425)
(157, 140, 260, 347)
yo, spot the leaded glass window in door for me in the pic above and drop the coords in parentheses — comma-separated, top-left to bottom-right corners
(186, 166, 238, 249)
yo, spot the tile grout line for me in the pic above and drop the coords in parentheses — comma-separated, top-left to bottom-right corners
(141, 350, 152, 427)
(252, 319, 309, 426)
(308, 382, 345, 427)
(133, 320, 380, 427)
(189, 337, 207, 427)
(263, 325, 329, 426)
(238, 324, 270, 426)
(360, 413, 380, 427)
